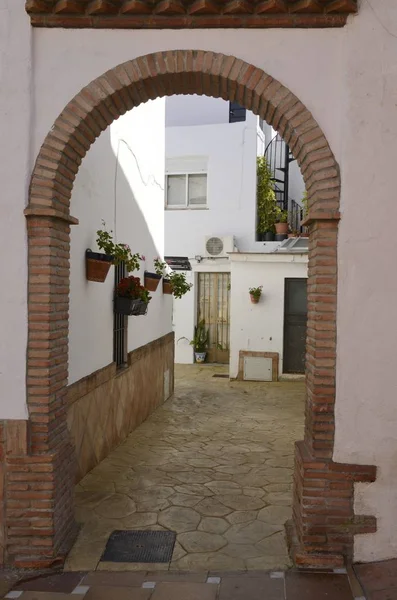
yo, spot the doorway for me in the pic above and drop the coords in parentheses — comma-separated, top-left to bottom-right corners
(197, 272, 230, 364)
(283, 278, 307, 374)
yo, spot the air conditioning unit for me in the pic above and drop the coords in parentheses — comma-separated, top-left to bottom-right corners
(204, 235, 236, 258)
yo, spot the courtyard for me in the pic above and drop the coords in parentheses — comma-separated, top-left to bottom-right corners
(66, 365, 305, 572)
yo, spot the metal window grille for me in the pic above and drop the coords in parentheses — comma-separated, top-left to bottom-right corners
(113, 262, 128, 368)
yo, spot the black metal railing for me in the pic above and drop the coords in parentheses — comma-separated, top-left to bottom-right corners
(263, 133, 303, 233)
(289, 198, 304, 234)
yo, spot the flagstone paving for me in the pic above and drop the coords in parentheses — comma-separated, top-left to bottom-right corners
(66, 364, 305, 571)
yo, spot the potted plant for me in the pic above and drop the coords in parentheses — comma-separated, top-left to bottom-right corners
(190, 320, 209, 363)
(86, 224, 115, 283)
(144, 267, 162, 292)
(275, 209, 289, 235)
(168, 271, 193, 299)
(114, 275, 152, 316)
(249, 285, 263, 304)
(152, 258, 173, 295)
(86, 221, 143, 282)
(157, 260, 193, 298)
(256, 157, 277, 241)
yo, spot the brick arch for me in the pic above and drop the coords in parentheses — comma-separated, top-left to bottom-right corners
(15, 50, 375, 570)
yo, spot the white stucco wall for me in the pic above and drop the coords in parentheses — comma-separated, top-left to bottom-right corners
(0, 2, 30, 420)
(165, 111, 258, 257)
(229, 253, 308, 378)
(333, 2, 397, 563)
(1, 0, 397, 561)
(69, 99, 171, 384)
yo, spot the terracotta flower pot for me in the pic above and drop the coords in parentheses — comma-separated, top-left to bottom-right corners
(250, 294, 260, 304)
(163, 279, 172, 295)
(275, 222, 288, 235)
(144, 271, 161, 292)
(85, 250, 113, 283)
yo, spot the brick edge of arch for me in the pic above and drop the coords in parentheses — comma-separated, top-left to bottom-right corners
(2, 50, 376, 569)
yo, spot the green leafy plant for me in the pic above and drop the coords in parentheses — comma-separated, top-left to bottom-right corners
(249, 285, 263, 300)
(169, 271, 193, 299)
(116, 275, 152, 304)
(96, 221, 143, 273)
(256, 156, 277, 234)
(189, 320, 209, 353)
(275, 208, 288, 223)
(154, 257, 168, 277)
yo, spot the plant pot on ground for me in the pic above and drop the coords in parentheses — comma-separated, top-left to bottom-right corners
(249, 285, 263, 304)
(261, 231, 275, 241)
(191, 320, 209, 363)
(85, 249, 113, 283)
(114, 275, 152, 317)
(144, 271, 162, 292)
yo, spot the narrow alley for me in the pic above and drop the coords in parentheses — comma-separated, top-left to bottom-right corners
(66, 365, 305, 572)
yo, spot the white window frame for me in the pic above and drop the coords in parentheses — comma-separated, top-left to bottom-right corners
(165, 172, 208, 210)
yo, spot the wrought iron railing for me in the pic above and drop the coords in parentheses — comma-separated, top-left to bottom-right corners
(263, 133, 303, 234)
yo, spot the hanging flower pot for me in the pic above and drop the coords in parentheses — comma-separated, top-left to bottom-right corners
(114, 297, 148, 316)
(163, 278, 172, 295)
(115, 276, 152, 317)
(86, 249, 113, 283)
(144, 271, 161, 292)
(249, 285, 263, 304)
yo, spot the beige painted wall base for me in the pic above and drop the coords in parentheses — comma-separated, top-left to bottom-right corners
(67, 332, 174, 482)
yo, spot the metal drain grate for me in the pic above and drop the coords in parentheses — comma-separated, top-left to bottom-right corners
(212, 373, 229, 378)
(101, 530, 176, 563)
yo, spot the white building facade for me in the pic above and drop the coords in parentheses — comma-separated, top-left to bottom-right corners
(164, 95, 307, 374)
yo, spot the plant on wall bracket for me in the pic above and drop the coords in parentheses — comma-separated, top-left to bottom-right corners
(96, 221, 143, 272)
(114, 275, 152, 316)
(85, 220, 143, 283)
(156, 258, 193, 299)
(168, 271, 193, 299)
(249, 285, 263, 304)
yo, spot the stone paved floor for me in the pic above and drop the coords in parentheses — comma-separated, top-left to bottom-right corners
(5, 569, 357, 600)
(66, 364, 305, 572)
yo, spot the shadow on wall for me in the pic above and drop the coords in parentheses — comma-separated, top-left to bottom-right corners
(69, 105, 172, 386)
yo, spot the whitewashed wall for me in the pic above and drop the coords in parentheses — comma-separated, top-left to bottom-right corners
(1, 0, 397, 562)
(0, 3, 30, 419)
(165, 111, 258, 257)
(229, 253, 308, 378)
(69, 99, 172, 384)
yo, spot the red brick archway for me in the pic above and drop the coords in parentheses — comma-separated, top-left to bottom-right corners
(6, 50, 375, 569)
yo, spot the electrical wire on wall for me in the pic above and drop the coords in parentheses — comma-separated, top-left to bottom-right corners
(364, 0, 397, 39)
(112, 137, 165, 242)
(237, 126, 249, 211)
